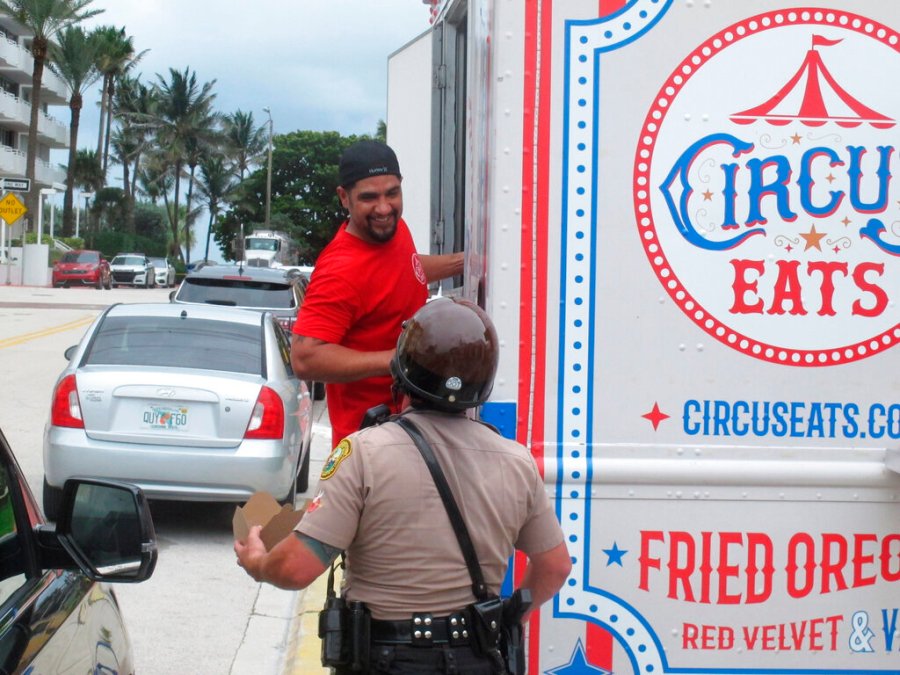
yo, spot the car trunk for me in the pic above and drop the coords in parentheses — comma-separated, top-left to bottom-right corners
(75, 367, 263, 448)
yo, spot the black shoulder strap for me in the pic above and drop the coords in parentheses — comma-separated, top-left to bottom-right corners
(395, 416, 490, 601)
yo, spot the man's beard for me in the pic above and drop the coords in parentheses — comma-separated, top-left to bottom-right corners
(365, 215, 398, 243)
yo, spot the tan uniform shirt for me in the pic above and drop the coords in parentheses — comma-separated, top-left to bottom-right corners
(296, 409, 565, 620)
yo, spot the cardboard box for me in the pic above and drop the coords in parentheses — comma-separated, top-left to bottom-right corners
(232, 492, 307, 551)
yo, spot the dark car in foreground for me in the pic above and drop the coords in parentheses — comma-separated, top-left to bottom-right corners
(0, 426, 156, 672)
(52, 250, 111, 289)
(43, 302, 314, 518)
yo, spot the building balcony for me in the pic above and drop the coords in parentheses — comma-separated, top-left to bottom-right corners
(35, 158, 65, 188)
(0, 146, 66, 189)
(0, 35, 68, 105)
(0, 143, 24, 175)
(0, 89, 67, 148)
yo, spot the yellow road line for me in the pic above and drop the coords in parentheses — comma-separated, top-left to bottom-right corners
(0, 315, 95, 349)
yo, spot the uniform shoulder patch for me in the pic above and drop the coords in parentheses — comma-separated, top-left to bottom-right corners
(320, 438, 352, 480)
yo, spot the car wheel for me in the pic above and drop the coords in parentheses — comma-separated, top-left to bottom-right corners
(42, 477, 63, 521)
(279, 467, 298, 507)
(297, 448, 311, 493)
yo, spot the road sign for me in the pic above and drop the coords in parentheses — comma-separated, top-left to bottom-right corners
(0, 178, 30, 193)
(0, 192, 26, 225)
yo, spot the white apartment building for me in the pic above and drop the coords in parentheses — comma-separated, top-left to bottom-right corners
(0, 13, 69, 242)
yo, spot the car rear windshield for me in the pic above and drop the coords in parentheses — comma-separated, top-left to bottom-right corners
(176, 277, 296, 310)
(61, 251, 99, 263)
(82, 315, 263, 375)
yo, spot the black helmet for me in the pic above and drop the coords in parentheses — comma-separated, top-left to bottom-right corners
(391, 297, 498, 411)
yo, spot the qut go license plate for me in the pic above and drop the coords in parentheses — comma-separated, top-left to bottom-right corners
(142, 405, 189, 431)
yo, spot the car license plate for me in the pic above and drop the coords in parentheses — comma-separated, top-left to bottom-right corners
(142, 405, 189, 431)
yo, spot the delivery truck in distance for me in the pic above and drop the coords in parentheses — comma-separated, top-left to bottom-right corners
(389, 1, 900, 673)
(237, 229, 298, 268)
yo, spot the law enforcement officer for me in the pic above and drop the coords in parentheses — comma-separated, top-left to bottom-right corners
(235, 297, 571, 674)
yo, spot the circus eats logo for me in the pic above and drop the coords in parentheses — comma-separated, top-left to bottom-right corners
(634, 9, 900, 367)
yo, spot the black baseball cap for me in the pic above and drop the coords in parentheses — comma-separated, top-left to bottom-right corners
(338, 140, 402, 188)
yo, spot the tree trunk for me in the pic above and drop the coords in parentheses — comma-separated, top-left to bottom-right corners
(184, 164, 197, 266)
(25, 37, 47, 230)
(96, 73, 108, 159)
(170, 160, 182, 262)
(62, 93, 83, 237)
(102, 78, 115, 177)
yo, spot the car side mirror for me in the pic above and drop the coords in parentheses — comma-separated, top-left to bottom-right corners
(63, 345, 77, 361)
(52, 479, 157, 582)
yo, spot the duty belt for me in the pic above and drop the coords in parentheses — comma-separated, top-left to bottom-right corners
(370, 611, 472, 646)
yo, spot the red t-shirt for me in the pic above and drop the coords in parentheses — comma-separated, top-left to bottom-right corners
(294, 219, 428, 446)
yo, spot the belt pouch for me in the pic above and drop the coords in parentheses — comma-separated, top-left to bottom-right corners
(348, 601, 371, 671)
(319, 595, 349, 667)
(468, 596, 504, 655)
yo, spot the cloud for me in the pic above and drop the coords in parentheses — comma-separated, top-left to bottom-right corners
(71, 0, 430, 151)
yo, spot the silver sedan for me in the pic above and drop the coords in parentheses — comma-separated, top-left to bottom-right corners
(42, 302, 312, 520)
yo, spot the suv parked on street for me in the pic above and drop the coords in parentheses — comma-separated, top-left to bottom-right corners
(110, 253, 155, 288)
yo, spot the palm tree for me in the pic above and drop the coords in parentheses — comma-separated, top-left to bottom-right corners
(0, 0, 102, 221)
(196, 154, 234, 262)
(149, 67, 217, 263)
(92, 25, 143, 179)
(223, 110, 266, 181)
(49, 25, 100, 236)
(114, 75, 156, 199)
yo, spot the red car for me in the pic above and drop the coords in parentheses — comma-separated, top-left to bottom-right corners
(52, 249, 112, 289)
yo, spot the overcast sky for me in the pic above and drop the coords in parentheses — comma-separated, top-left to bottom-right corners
(55, 1, 432, 259)
(70, 0, 431, 154)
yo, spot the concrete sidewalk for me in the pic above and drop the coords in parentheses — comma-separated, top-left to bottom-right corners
(232, 393, 335, 675)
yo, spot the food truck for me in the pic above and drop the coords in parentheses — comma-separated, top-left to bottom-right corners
(388, 1, 900, 672)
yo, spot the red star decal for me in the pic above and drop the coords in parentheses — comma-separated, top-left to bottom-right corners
(642, 402, 670, 431)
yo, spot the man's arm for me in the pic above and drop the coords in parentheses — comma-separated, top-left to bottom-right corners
(517, 542, 572, 616)
(235, 526, 340, 590)
(420, 252, 464, 283)
(291, 334, 394, 383)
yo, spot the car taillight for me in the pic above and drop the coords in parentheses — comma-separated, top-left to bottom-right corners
(51, 374, 84, 428)
(244, 386, 284, 439)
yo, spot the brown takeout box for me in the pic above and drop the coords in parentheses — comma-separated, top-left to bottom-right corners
(232, 492, 307, 551)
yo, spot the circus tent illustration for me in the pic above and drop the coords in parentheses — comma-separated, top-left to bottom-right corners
(730, 35, 895, 128)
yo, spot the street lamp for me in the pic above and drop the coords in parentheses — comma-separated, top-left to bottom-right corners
(77, 192, 94, 240)
(37, 188, 57, 242)
(262, 106, 273, 229)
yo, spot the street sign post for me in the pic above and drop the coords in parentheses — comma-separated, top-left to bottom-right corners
(0, 178, 30, 193)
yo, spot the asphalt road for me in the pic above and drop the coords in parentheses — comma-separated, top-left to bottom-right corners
(0, 282, 329, 674)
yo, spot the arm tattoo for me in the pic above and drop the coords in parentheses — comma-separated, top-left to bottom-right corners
(295, 532, 342, 566)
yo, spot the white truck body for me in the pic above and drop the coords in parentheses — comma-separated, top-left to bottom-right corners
(391, 1, 900, 673)
(241, 229, 298, 268)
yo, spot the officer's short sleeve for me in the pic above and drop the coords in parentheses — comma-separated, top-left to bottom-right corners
(513, 461, 566, 556)
(295, 436, 367, 550)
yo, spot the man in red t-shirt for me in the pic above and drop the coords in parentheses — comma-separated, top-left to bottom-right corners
(291, 141, 463, 446)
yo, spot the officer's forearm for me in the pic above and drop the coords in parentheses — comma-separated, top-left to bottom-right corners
(252, 533, 329, 590)
(517, 542, 573, 614)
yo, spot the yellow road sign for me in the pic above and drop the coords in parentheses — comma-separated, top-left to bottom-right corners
(0, 192, 25, 225)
